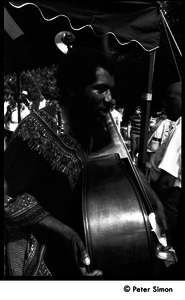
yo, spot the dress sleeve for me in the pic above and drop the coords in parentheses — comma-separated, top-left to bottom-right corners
(4, 193, 50, 229)
(4, 133, 50, 228)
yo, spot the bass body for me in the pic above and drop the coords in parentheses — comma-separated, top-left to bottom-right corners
(82, 153, 157, 278)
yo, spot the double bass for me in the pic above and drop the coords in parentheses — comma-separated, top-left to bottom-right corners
(81, 111, 168, 278)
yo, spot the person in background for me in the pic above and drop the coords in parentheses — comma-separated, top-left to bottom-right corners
(4, 93, 31, 149)
(4, 95, 11, 116)
(146, 107, 173, 178)
(149, 82, 183, 274)
(110, 100, 123, 131)
(4, 99, 30, 131)
(21, 90, 32, 111)
(38, 95, 47, 109)
(127, 105, 142, 163)
(117, 107, 124, 127)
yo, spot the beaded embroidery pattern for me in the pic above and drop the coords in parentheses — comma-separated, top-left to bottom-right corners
(13, 108, 88, 189)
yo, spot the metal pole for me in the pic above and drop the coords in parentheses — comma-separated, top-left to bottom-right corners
(138, 50, 156, 172)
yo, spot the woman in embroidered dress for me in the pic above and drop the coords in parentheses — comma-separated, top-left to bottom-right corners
(4, 47, 168, 278)
(4, 48, 116, 277)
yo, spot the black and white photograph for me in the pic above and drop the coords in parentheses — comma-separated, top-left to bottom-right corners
(3, 1, 183, 298)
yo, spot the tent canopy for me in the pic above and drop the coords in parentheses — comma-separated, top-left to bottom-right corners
(4, 1, 161, 73)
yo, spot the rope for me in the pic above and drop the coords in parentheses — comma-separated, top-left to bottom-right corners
(160, 9, 182, 57)
(159, 8, 182, 82)
(28, 71, 43, 98)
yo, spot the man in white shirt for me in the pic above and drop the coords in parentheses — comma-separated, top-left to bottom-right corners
(147, 111, 172, 166)
(150, 117, 181, 187)
(149, 82, 182, 266)
(5, 101, 30, 132)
